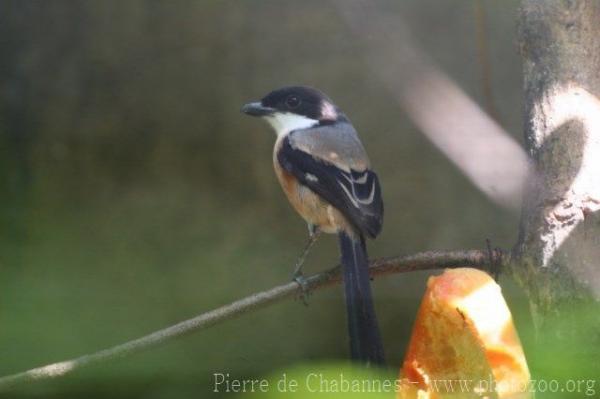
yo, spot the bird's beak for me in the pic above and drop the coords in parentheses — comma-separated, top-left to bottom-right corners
(241, 102, 275, 117)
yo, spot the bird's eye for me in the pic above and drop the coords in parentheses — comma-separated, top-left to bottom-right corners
(285, 95, 301, 108)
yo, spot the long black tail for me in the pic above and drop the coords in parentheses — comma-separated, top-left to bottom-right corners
(338, 231, 385, 366)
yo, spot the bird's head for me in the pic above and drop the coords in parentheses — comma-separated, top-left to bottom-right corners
(241, 86, 344, 136)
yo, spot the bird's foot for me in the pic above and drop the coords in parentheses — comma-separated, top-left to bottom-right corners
(293, 272, 311, 306)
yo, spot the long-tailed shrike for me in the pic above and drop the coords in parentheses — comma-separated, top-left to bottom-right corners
(242, 86, 385, 365)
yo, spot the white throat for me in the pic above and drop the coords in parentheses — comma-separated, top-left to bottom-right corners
(264, 112, 318, 137)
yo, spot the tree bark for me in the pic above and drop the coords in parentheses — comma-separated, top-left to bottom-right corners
(515, 1, 600, 322)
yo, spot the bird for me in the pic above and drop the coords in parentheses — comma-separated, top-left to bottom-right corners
(241, 86, 385, 365)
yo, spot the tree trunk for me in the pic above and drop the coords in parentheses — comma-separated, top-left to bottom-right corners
(515, 0, 600, 329)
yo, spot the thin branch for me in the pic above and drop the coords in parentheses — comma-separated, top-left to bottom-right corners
(0, 249, 505, 391)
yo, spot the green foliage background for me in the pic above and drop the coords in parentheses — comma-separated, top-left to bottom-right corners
(3, 1, 595, 398)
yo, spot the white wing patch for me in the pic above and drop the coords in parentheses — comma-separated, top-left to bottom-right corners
(305, 173, 319, 182)
(338, 171, 376, 208)
(353, 172, 368, 184)
(339, 183, 360, 208)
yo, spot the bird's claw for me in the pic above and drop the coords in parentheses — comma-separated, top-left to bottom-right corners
(293, 272, 310, 306)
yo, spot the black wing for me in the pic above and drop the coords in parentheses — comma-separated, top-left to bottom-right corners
(278, 136, 383, 238)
